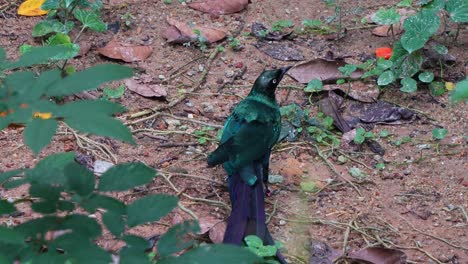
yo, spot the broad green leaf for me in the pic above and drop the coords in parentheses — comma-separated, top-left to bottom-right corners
(379, 130, 390, 138)
(377, 70, 395, 86)
(423, 0, 445, 11)
(354, 127, 366, 144)
(127, 194, 178, 227)
(15, 216, 60, 237)
(45, 33, 80, 60)
(338, 64, 357, 77)
(450, 78, 468, 103)
(29, 183, 61, 200)
(57, 200, 75, 211)
(271, 20, 294, 31)
(123, 235, 150, 250)
(0, 169, 26, 185)
(103, 85, 125, 98)
(103, 210, 125, 237)
(0, 226, 24, 245)
(429, 81, 445, 96)
(302, 19, 322, 28)
(336, 79, 345, 85)
(81, 194, 126, 214)
(32, 20, 74, 37)
(5, 46, 73, 70)
(19, 44, 33, 55)
(58, 100, 126, 117)
(304, 79, 323, 92)
(24, 118, 58, 155)
(372, 8, 401, 25)
(433, 44, 448, 55)
(157, 221, 200, 257)
(65, 114, 134, 144)
(98, 162, 155, 191)
(26, 152, 75, 185)
(31, 200, 59, 214)
(3, 179, 28, 189)
(60, 214, 102, 239)
(401, 10, 440, 53)
(400, 77, 417, 93)
(244, 235, 263, 248)
(46, 64, 133, 97)
(432, 128, 448, 140)
(418, 71, 434, 83)
(446, 0, 468, 22)
(49, 233, 112, 263)
(400, 51, 423, 77)
(41, 0, 60, 10)
(397, 0, 412, 7)
(376, 58, 393, 70)
(119, 235, 151, 264)
(64, 162, 95, 197)
(158, 244, 261, 264)
(0, 200, 16, 215)
(73, 9, 107, 32)
(30, 69, 62, 100)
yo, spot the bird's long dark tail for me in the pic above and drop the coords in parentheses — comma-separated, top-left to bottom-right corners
(223, 164, 287, 264)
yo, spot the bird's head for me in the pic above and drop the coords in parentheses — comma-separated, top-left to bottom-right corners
(250, 66, 292, 97)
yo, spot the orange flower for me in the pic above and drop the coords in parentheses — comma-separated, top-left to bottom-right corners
(376, 47, 392, 60)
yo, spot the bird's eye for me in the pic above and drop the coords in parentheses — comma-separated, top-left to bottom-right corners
(272, 79, 277, 84)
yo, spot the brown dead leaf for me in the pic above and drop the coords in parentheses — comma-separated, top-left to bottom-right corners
(188, 0, 249, 15)
(347, 247, 407, 264)
(209, 221, 226, 244)
(323, 81, 380, 103)
(77, 41, 91, 57)
(125, 79, 167, 98)
(165, 18, 226, 44)
(97, 41, 153, 62)
(372, 24, 403, 37)
(198, 216, 223, 234)
(287, 58, 362, 84)
(309, 240, 342, 264)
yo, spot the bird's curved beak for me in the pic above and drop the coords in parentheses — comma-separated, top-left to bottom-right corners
(279, 66, 292, 79)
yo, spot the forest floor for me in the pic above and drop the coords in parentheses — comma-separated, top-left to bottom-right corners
(1, 0, 467, 263)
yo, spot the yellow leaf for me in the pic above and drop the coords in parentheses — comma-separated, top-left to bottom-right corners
(445, 82, 455, 91)
(18, 0, 48, 16)
(0, 111, 7, 117)
(33, 112, 52, 119)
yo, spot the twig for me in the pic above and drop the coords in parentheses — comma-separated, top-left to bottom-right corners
(178, 202, 198, 220)
(161, 171, 224, 185)
(127, 48, 220, 122)
(160, 113, 223, 128)
(342, 218, 353, 253)
(156, 142, 199, 148)
(266, 199, 278, 224)
(311, 143, 362, 196)
(217, 65, 247, 91)
(337, 150, 373, 170)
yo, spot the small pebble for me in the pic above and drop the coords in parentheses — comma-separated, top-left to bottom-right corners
(225, 70, 235, 78)
(187, 70, 196, 77)
(158, 74, 165, 80)
(94, 160, 114, 175)
(279, 220, 286, 226)
(198, 64, 204, 72)
(187, 114, 194, 119)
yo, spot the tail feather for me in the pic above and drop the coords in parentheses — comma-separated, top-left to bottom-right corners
(223, 163, 287, 264)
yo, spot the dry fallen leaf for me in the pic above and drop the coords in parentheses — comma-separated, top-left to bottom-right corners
(33, 112, 52, 120)
(188, 0, 249, 15)
(372, 24, 403, 37)
(125, 79, 167, 98)
(77, 41, 92, 57)
(347, 247, 407, 264)
(165, 18, 227, 44)
(287, 58, 362, 84)
(323, 81, 380, 103)
(209, 221, 226, 244)
(254, 42, 304, 61)
(97, 41, 153, 62)
(18, 0, 48, 16)
(197, 216, 223, 234)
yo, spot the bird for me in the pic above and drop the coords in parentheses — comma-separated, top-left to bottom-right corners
(207, 66, 291, 264)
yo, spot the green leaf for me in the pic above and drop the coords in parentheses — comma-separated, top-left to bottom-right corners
(73, 9, 107, 32)
(446, 0, 468, 22)
(0, 200, 16, 215)
(400, 77, 417, 93)
(59, 100, 126, 117)
(158, 244, 261, 264)
(19, 44, 33, 55)
(397, 0, 412, 7)
(119, 235, 151, 264)
(46, 64, 133, 97)
(429, 81, 445, 96)
(0, 226, 24, 245)
(49, 233, 112, 263)
(377, 71, 395, 86)
(354, 127, 366, 144)
(60, 214, 102, 239)
(400, 51, 423, 78)
(379, 129, 390, 138)
(127, 194, 178, 227)
(338, 64, 357, 77)
(432, 128, 448, 140)
(32, 19, 74, 37)
(433, 44, 448, 55)
(103, 85, 125, 99)
(157, 220, 200, 257)
(376, 163, 385, 170)
(349, 167, 367, 179)
(271, 20, 293, 31)
(26, 152, 75, 185)
(423, 0, 445, 11)
(64, 162, 95, 197)
(244, 235, 263, 248)
(300, 181, 319, 193)
(31, 200, 58, 214)
(81, 194, 126, 214)
(450, 78, 468, 103)
(302, 19, 322, 28)
(65, 114, 134, 144)
(29, 183, 61, 200)
(418, 71, 434, 83)
(23, 118, 58, 155)
(45, 33, 80, 60)
(4, 46, 74, 70)
(41, 0, 60, 10)
(376, 58, 393, 70)
(372, 8, 401, 25)
(98, 162, 155, 191)
(0, 169, 26, 185)
(103, 210, 125, 237)
(304, 79, 323, 92)
(401, 10, 440, 53)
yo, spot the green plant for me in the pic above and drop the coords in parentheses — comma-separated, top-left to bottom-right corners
(371, 7, 401, 39)
(0, 46, 260, 263)
(271, 20, 294, 32)
(450, 78, 468, 103)
(244, 235, 282, 264)
(228, 36, 241, 51)
(121, 12, 136, 27)
(354, 127, 375, 144)
(102, 85, 125, 99)
(193, 29, 208, 52)
(301, 19, 334, 35)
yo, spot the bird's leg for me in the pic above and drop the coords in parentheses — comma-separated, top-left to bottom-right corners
(262, 153, 271, 197)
